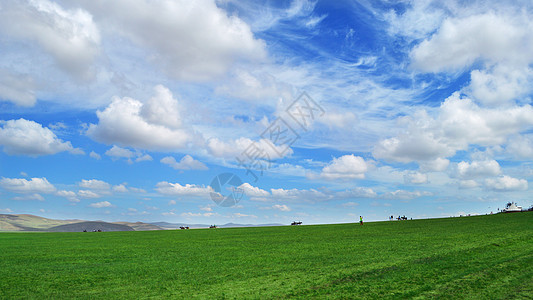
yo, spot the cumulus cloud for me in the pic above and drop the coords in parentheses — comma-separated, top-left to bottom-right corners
(410, 12, 533, 107)
(507, 134, 533, 159)
(89, 201, 113, 208)
(404, 172, 428, 184)
(456, 160, 501, 179)
(78, 190, 101, 199)
(79, 179, 111, 191)
(161, 155, 208, 170)
(56, 190, 80, 202)
(0, 119, 76, 156)
(485, 175, 528, 191)
(87, 85, 201, 151)
(0, 177, 56, 194)
(0, 0, 100, 81)
(239, 183, 270, 198)
(410, 13, 533, 73)
(373, 93, 533, 165)
(105, 145, 134, 159)
(469, 64, 533, 106)
(0, 69, 36, 107)
(80, 0, 265, 81)
(318, 155, 369, 180)
(112, 184, 128, 193)
(155, 182, 213, 197)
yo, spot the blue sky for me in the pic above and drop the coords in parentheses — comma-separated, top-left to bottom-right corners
(1, 0, 532, 225)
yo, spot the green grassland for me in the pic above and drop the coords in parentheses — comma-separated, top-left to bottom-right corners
(1, 212, 531, 299)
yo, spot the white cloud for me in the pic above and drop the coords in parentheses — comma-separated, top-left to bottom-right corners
(105, 145, 134, 159)
(410, 13, 533, 73)
(382, 190, 432, 200)
(89, 201, 113, 208)
(79, 179, 111, 191)
(0, 119, 75, 156)
(317, 111, 357, 129)
(200, 204, 214, 212)
(485, 175, 528, 191)
(135, 154, 153, 162)
(89, 151, 101, 160)
(168, 200, 176, 205)
(507, 134, 533, 159)
(410, 12, 533, 107)
(373, 93, 533, 165)
(232, 212, 257, 218)
(468, 64, 533, 106)
(0, 208, 13, 213)
(215, 69, 293, 102)
(272, 204, 291, 212)
(155, 182, 213, 197)
(0, 0, 100, 81)
(78, 190, 101, 198)
(239, 183, 270, 198)
(419, 158, 450, 172)
(384, 0, 445, 40)
(456, 160, 501, 179)
(271, 188, 331, 202)
(180, 212, 217, 218)
(336, 187, 377, 199)
(342, 202, 359, 207)
(56, 190, 80, 203)
(87, 85, 201, 151)
(0, 177, 56, 194)
(319, 155, 369, 180)
(81, 0, 265, 81)
(404, 172, 428, 184)
(207, 137, 293, 160)
(161, 155, 208, 170)
(0, 69, 36, 107)
(13, 193, 45, 201)
(459, 180, 479, 189)
(112, 184, 128, 193)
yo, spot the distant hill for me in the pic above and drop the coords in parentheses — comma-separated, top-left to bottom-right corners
(48, 221, 134, 232)
(151, 221, 211, 229)
(0, 214, 162, 232)
(0, 214, 79, 231)
(151, 221, 285, 229)
(0, 214, 285, 232)
(114, 222, 162, 231)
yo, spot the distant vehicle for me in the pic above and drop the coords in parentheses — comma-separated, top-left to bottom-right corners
(503, 202, 522, 213)
(291, 221, 302, 225)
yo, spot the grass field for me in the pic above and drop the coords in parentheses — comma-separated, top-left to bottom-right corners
(1, 212, 532, 299)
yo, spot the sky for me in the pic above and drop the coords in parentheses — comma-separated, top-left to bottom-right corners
(1, 0, 532, 225)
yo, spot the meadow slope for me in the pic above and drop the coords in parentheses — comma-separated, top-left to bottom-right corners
(0, 212, 531, 299)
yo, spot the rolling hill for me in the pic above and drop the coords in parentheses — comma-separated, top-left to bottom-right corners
(0, 214, 162, 232)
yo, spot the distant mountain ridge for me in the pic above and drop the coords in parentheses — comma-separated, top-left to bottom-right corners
(0, 214, 162, 232)
(151, 221, 285, 229)
(0, 214, 285, 232)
